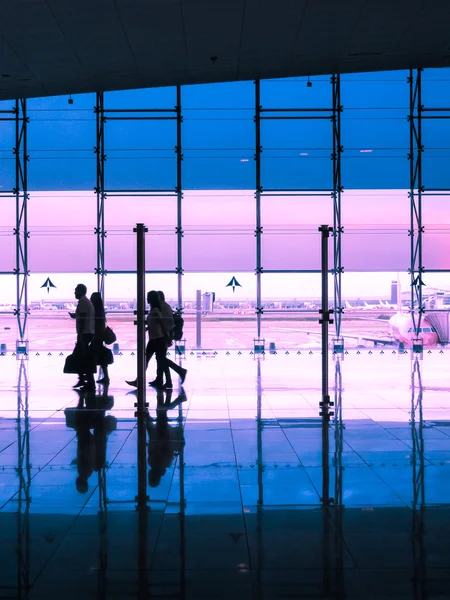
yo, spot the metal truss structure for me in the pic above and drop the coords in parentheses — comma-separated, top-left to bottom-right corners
(94, 92, 106, 299)
(14, 99, 29, 347)
(408, 69, 424, 337)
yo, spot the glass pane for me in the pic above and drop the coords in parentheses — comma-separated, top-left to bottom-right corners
(261, 76, 331, 109)
(183, 81, 254, 190)
(342, 71, 408, 189)
(182, 272, 256, 349)
(261, 119, 332, 190)
(28, 192, 96, 273)
(261, 273, 320, 350)
(28, 94, 95, 190)
(104, 120, 176, 191)
(0, 196, 15, 272)
(183, 191, 255, 272)
(261, 194, 332, 270)
(104, 194, 177, 271)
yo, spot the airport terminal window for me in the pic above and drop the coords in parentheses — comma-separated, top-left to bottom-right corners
(182, 81, 254, 190)
(260, 76, 331, 110)
(27, 94, 95, 191)
(103, 119, 177, 191)
(104, 194, 177, 272)
(182, 191, 255, 273)
(260, 119, 332, 191)
(27, 192, 97, 273)
(261, 194, 332, 270)
(341, 71, 408, 189)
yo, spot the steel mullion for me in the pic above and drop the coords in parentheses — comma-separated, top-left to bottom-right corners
(176, 85, 183, 311)
(255, 80, 262, 339)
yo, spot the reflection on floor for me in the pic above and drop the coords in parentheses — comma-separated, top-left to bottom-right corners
(1, 352, 450, 599)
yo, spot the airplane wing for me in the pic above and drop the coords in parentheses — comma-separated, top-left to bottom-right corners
(271, 327, 396, 346)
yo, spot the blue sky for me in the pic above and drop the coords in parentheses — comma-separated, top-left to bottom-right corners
(1, 68, 450, 191)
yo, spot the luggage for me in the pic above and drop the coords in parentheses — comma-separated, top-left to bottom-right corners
(63, 342, 97, 374)
(172, 309, 184, 341)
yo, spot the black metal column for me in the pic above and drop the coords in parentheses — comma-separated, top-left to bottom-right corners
(14, 99, 29, 345)
(16, 360, 31, 599)
(411, 357, 427, 598)
(176, 85, 184, 312)
(408, 69, 424, 338)
(319, 225, 334, 506)
(331, 74, 343, 339)
(134, 223, 148, 513)
(255, 80, 263, 338)
(95, 92, 106, 299)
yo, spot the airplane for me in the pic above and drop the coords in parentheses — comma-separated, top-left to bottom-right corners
(344, 300, 375, 311)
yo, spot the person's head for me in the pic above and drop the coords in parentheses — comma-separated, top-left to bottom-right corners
(148, 468, 165, 488)
(90, 292, 104, 313)
(147, 290, 161, 310)
(75, 284, 87, 300)
(158, 291, 165, 302)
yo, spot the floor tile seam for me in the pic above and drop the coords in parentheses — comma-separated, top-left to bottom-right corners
(276, 417, 322, 503)
(226, 397, 254, 571)
(21, 500, 92, 599)
(106, 422, 137, 468)
(343, 443, 414, 508)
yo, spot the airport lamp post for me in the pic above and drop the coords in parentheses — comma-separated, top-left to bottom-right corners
(318, 225, 334, 507)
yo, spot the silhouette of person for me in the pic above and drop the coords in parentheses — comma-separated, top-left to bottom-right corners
(65, 388, 116, 494)
(147, 389, 185, 488)
(69, 283, 96, 392)
(126, 290, 186, 389)
(90, 292, 113, 385)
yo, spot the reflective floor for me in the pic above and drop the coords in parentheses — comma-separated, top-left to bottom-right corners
(1, 351, 450, 599)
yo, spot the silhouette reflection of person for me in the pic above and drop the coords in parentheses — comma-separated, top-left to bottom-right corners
(147, 389, 186, 488)
(65, 389, 117, 494)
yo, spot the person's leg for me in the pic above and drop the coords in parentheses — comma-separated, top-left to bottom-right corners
(83, 334, 95, 390)
(166, 357, 187, 383)
(127, 342, 154, 386)
(153, 338, 167, 387)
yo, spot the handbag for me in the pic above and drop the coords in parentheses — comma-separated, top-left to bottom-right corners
(101, 346, 114, 365)
(63, 352, 80, 374)
(103, 325, 116, 345)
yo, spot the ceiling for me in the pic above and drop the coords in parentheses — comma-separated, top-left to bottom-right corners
(0, 0, 450, 100)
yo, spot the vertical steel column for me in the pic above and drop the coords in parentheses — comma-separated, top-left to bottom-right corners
(178, 403, 186, 599)
(196, 290, 202, 348)
(16, 360, 31, 598)
(408, 69, 424, 336)
(176, 86, 184, 311)
(95, 92, 106, 299)
(255, 80, 263, 338)
(14, 99, 29, 344)
(319, 225, 334, 506)
(255, 359, 264, 600)
(411, 357, 426, 598)
(134, 223, 148, 512)
(331, 74, 343, 338)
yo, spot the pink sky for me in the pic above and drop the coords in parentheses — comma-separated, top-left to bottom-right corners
(1, 189, 450, 273)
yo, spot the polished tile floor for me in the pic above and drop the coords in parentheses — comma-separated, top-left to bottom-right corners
(1, 350, 450, 598)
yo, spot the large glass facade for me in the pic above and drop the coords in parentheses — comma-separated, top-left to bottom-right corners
(1, 68, 449, 352)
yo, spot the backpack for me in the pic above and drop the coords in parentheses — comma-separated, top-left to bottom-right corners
(172, 309, 184, 341)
